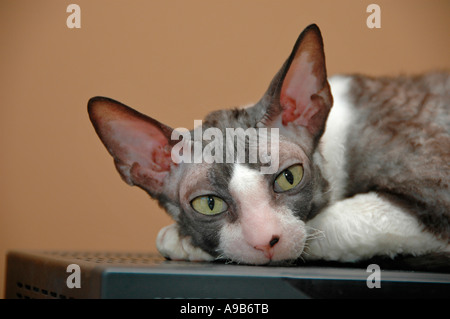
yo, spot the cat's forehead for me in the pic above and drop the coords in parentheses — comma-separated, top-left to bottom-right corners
(202, 104, 264, 130)
(174, 100, 312, 200)
(178, 137, 309, 192)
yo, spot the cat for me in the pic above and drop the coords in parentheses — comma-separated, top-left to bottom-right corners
(88, 24, 449, 265)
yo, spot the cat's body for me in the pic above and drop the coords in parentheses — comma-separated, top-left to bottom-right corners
(305, 73, 450, 262)
(89, 25, 449, 265)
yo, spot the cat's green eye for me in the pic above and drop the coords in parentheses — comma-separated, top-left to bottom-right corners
(191, 195, 227, 215)
(274, 164, 304, 192)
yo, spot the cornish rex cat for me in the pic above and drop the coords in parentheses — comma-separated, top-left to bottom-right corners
(88, 24, 449, 265)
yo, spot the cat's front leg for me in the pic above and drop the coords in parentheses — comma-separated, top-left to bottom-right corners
(156, 224, 215, 261)
(304, 192, 448, 262)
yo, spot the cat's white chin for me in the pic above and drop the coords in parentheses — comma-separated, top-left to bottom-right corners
(222, 250, 305, 266)
(219, 243, 305, 265)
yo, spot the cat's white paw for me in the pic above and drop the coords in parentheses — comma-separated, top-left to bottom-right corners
(304, 193, 449, 262)
(156, 224, 215, 262)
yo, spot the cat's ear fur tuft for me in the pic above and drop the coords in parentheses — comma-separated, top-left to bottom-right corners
(262, 24, 333, 145)
(88, 97, 175, 197)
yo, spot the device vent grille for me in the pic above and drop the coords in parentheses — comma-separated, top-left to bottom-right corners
(15, 281, 74, 299)
(43, 251, 163, 265)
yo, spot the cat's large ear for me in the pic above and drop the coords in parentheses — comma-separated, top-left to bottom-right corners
(88, 97, 175, 197)
(262, 24, 332, 145)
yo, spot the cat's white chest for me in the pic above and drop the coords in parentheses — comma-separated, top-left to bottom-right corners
(319, 75, 355, 203)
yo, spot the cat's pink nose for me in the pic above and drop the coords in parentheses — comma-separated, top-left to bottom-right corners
(254, 235, 280, 260)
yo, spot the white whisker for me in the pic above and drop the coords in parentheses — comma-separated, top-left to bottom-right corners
(305, 225, 325, 242)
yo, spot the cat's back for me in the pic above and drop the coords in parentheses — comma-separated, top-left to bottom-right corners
(349, 72, 449, 134)
(343, 72, 450, 193)
(324, 72, 450, 238)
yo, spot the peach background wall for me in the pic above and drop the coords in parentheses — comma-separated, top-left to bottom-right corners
(1, 0, 449, 297)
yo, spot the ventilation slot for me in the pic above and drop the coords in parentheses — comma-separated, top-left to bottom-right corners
(43, 251, 162, 265)
(15, 281, 74, 299)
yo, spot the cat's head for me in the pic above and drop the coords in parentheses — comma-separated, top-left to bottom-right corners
(88, 24, 333, 264)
